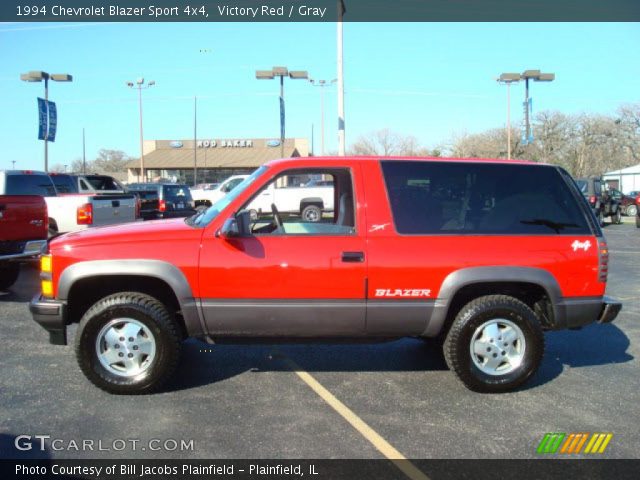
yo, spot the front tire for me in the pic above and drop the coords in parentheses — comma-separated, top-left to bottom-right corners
(0, 263, 20, 290)
(75, 292, 182, 394)
(598, 210, 605, 227)
(626, 204, 637, 217)
(443, 295, 544, 393)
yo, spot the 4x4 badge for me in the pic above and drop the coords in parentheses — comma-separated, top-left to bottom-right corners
(571, 240, 592, 252)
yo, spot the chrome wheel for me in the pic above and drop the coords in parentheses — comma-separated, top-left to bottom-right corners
(95, 318, 156, 378)
(470, 319, 526, 376)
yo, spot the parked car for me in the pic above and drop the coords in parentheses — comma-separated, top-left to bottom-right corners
(0, 195, 47, 289)
(575, 176, 621, 226)
(608, 188, 638, 216)
(126, 183, 195, 220)
(247, 176, 335, 223)
(0, 170, 137, 235)
(191, 175, 249, 210)
(636, 196, 640, 228)
(50, 173, 126, 195)
(30, 156, 621, 395)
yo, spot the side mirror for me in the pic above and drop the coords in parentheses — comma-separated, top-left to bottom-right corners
(218, 210, 252, 239)
(219, 218, 240, 238)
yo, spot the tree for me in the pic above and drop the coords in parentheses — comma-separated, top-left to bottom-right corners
(348, 129, 431, 156)
(92, 149, 132, 173)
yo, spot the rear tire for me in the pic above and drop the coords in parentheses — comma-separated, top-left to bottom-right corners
(626, 204, 637, 217)
(75, 292, 182, 394)
(598, 210, 605, 227)
(613, 208, 622, 225)
(301, 205, 322, 223)
(0, 263, 20, 290)
(443, 295, 544, 393)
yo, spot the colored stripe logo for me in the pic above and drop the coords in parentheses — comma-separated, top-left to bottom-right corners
(537, 433, 613, 454)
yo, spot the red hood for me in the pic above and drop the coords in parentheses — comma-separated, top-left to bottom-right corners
(50, 218, 198, 252)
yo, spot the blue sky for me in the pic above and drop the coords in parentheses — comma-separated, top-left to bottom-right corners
(1, 22, 639, 170)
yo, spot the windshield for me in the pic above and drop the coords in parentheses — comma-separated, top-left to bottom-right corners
(190, 166, 267, 227)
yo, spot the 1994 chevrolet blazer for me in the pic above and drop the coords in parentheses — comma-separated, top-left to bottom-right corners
(30, 156, 622, 394)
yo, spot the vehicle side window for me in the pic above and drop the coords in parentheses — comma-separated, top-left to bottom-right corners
(241, 168, 356, 236)
(381, 161, 591, 235)
(79, 179, 92, 191)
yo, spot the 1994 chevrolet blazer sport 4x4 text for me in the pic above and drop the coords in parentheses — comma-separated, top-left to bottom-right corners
(30, 157, 622, 394)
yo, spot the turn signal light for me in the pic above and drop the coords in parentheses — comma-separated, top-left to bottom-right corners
(41, 279, 53, 298)
(598, 238, 609, 283)
(40, 254, 52, 274)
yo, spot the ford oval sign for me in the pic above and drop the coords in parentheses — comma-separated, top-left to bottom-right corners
(170, 141, 183, 148)
(266, 139, 281, 147)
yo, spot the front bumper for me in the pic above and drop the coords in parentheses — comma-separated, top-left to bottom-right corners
(29, 295, 67, 345)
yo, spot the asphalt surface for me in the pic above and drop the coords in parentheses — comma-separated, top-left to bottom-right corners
(0, 222, 638, 461)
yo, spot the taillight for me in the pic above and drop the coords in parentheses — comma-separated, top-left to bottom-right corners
(598, 238, 609, 282)
(158, 199, 166, 212)
(588, 195, 597, 205)
(77, 203, 93, 225)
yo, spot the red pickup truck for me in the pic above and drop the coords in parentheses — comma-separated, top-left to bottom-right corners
(29, 157, 621, 394)
(0, 195, 48, 289)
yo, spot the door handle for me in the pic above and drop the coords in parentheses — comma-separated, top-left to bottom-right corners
(342, 251, 364, 263)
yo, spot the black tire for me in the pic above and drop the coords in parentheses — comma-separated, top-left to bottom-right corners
(301, 204, 322, 223)
(598, 210, 605, 227)
(613, 208, 622, 225)
(443, 295, 544, 393)
(74, 292, 182, 394)
(0, 263, 20, 290)
(636, 215, 640, 228)
(626, 204, 637, 217)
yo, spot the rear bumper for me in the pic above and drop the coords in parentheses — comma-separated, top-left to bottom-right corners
(559, 295, 622, 329)
(29, 295, 67, 345)
(0, 240, 47, 261)
(598, 296, 622, 324)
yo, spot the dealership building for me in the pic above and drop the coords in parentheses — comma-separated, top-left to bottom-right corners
(125, 138, 309, 184)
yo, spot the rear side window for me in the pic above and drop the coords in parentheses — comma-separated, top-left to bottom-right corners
(163, 185, 192, 201)
(84, 175, 123, 191)
(5, 174, 56, 196)
(50, 175, 77, 193)
(575, 180, 588, 193)
(381, 161, 591, 235)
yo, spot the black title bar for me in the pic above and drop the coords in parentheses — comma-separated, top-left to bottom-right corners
(2, 0, 640, 22)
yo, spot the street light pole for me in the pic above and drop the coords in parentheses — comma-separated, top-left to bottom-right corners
(256, 67, 308, 159)
(337, 4, 345, 156)
(20, 70, 73, 172)
(497, 73, 521, 159)
(520, 70, 555, 145)
(127, 78, 155, 182)
(310, 79, 337, 156)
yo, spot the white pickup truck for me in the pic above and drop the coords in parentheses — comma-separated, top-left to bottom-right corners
(191, 175, 249, 210)
(248, 181, 334, 222)
(0, 170, 137, 235)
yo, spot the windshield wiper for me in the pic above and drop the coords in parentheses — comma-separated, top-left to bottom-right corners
(520, 218, 580, 233)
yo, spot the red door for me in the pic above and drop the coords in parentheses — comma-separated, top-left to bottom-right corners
(198, 165, 367, 337)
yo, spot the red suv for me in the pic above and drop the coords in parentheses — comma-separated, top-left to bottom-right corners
(30, 157, 621, 394)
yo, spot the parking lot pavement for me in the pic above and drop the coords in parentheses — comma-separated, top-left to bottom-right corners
(0, 223, 638, 461)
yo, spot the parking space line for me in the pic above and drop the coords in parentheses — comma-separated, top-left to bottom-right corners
(281, 355, 430, 480)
